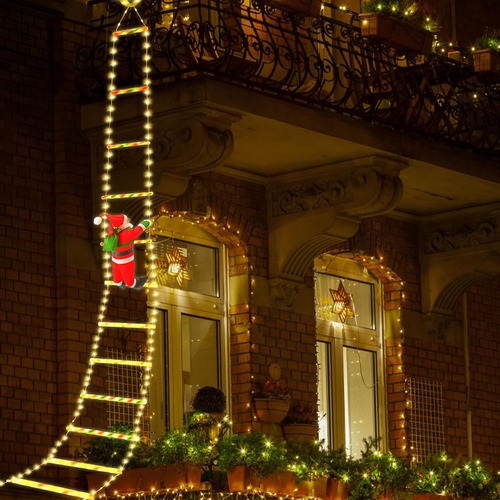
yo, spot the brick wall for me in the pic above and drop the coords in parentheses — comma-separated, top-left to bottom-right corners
(0, 4, 59, 477)
(467, 277, 500, 470)
(0, 2, 149, 487)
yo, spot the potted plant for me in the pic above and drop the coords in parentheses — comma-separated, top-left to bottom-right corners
(190, 386, 228, 440)
(359, 0, 438, 54)
(254, 379, 291, 424)
(286, 440, 330, 498)
(446, 459, 497, 500)
(191, 385, 227, 419)
(346, 438, 413, 500)
(83, 426, 211, 495)
(324, 447, 350, 500)
(472, 28, 500, 73)
(282, 403, 319, 443)
(217, 432, 293, 494)
(411, 452, 453, 499)
(79, 423, 149, 494)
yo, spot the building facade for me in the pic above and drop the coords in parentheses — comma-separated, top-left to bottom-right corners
(1, 0, 500, 497)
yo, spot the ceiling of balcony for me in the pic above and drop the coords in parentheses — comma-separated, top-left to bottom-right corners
(82, 76, 500, 220)
(205, 81, 500, 220)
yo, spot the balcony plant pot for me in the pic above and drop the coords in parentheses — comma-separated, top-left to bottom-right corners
(264, 0, 322, 18)
(473, 48, 500, 73)
(295, 476, 328, 498)
(254, 398, 290, 423)
(226, 466, 296, 495)
(359, 12, 434, 54)
(412, 495, 454, 499)
(283, 422, 318, 442)
(258, 471, 298, 495)
(87, 465, 202, 495)
(325, 477, 348, 500)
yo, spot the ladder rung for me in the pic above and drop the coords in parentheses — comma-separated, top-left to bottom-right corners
(107, 140, 150, 150)
(46, 457, 121, 474)
(98, 321, 156, 329)
(90, 358, 152, 368)
(113, 26, 149, 37)
(81, 393, 146, 405)
(67, 426, 138, 441)
(110, 85, 149, 96)
(10, 477, 93, 499)
(101, 191, 153, 200)
(105, 280, 158, 288)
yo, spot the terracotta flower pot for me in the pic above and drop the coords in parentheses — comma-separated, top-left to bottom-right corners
(359, 12, 434, 54)
(87, 465, 202, 496)
(473, 48, 500, 73)
(295, 476, 328, 498)
(325, 477, 348, 500)
(283, 423, 318, 443)
(226, 466, 297, 495)
(254, 398, 290, 423)
(413, 495, 453, 499)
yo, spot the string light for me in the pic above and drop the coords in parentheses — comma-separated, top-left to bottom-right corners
(0, 5, 158, 498)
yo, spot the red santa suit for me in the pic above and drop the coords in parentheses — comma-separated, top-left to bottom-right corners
(94, 214, 150, 288)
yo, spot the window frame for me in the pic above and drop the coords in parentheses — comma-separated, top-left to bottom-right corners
(315, 256, 387, 455)
(149, 224, 229, 435)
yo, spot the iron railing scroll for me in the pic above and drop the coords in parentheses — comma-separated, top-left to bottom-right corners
(78, 0, 500, 155)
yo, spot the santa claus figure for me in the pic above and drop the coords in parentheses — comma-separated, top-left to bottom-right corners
(94, 214, 151, 289)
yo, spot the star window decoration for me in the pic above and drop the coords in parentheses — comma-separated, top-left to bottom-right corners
(118, 0, 142, 6)
(329, 280, 355, 323)
(158, 243, 191, 287)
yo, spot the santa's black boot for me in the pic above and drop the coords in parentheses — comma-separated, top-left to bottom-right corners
(132, 276, 148, 289)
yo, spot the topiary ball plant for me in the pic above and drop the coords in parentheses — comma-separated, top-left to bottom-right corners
(192, 386, 227, 414)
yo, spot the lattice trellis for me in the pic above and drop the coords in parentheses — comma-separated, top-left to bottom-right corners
(106, 347, 149, 439)
(406, 377, 445, 462)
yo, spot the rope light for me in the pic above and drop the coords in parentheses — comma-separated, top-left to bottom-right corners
(0, 3, 157, 497)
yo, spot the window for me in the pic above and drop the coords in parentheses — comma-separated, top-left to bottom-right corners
(315, 255, 386, 457)
(149, 221, 228, 437)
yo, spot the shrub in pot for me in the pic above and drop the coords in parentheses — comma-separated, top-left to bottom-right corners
(192, 385, 227, 416)
(472, 28, 500, 72)
(217, 432, 291, 493)
(359, 0, 438, 54)
(346, 438, 413, 500)
(446, 458, 498, 499)
(282, 403, 318, 442)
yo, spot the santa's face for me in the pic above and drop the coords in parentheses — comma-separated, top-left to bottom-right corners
(119, 217, 133, 230)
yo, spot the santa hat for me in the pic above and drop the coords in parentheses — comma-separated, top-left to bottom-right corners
(94, 214, 130, 236)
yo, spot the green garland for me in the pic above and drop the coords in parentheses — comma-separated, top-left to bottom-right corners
(78, 425, 500, 499)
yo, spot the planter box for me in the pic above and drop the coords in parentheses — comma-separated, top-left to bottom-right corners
(473, 48, 500, 73)
(413, 495, 453, 499)
(325, 478, 348, 500)
(226, 466, 295, 494)
(87, 465, 202, 496)
(359, 12, 434, 54)
(283, 423, 318, 443)
(295, 476, 328, 498)
(227, 466, 319, 496)
(265, 0, 322, 17)
(254, 398, 290, 423)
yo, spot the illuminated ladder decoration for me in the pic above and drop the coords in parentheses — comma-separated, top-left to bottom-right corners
(0, 2, 159, 499)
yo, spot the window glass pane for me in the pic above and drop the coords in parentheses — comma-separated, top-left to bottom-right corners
(181, 314, 219, 417)
(315, 273, 374, 329)
(317, 341, 332, 448)
(156, 237, 219, 297)
(343, 347, 378, 458)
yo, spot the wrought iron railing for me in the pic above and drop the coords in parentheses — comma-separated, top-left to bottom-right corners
(78, 0, 500, 155)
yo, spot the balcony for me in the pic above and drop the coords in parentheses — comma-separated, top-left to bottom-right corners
(78, 0, 500, 157)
